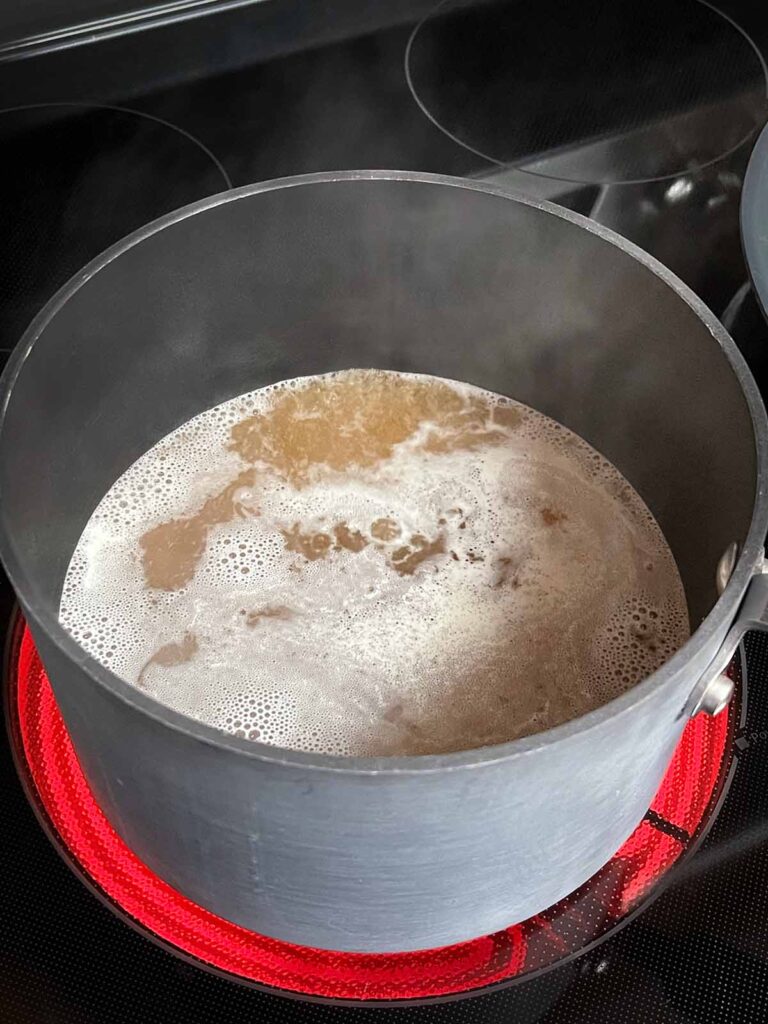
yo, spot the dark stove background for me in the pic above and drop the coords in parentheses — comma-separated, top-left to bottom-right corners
(2, 2, 768, 1021)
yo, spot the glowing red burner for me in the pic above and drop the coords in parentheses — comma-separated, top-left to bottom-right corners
(11, 624, 731, 1001)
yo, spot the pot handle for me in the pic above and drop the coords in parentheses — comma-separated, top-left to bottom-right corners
(686, 550, 768, 717)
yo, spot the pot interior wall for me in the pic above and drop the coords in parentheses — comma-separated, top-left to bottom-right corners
(0, 178, 757, 639)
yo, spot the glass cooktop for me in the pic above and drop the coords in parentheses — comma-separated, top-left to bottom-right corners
(2, 2, 768, 1021)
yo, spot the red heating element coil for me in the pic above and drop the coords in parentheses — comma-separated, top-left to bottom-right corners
(13, 625, 730, 1001)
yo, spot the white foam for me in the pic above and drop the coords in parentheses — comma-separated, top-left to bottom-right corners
(59, 370, 689, 756)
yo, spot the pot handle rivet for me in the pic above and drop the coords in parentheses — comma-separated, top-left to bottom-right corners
(690, 672, 735, 717)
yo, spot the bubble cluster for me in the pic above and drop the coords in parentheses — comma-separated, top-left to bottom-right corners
(59, 370, 690, 757)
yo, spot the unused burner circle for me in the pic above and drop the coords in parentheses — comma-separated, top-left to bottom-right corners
(0, 103, 230, 349)
(405, 0, 768, 184)
(8, 619, 733, 1003)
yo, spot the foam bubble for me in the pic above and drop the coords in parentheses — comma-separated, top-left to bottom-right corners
(59, 370, 689, 756)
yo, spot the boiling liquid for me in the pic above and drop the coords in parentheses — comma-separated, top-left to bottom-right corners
(59, 370, 689, 756)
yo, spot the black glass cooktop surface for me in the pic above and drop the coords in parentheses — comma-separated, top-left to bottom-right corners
(2, 2, 768, 1021)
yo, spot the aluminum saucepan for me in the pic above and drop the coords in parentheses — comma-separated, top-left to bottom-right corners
(1, 171, 767, 952)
